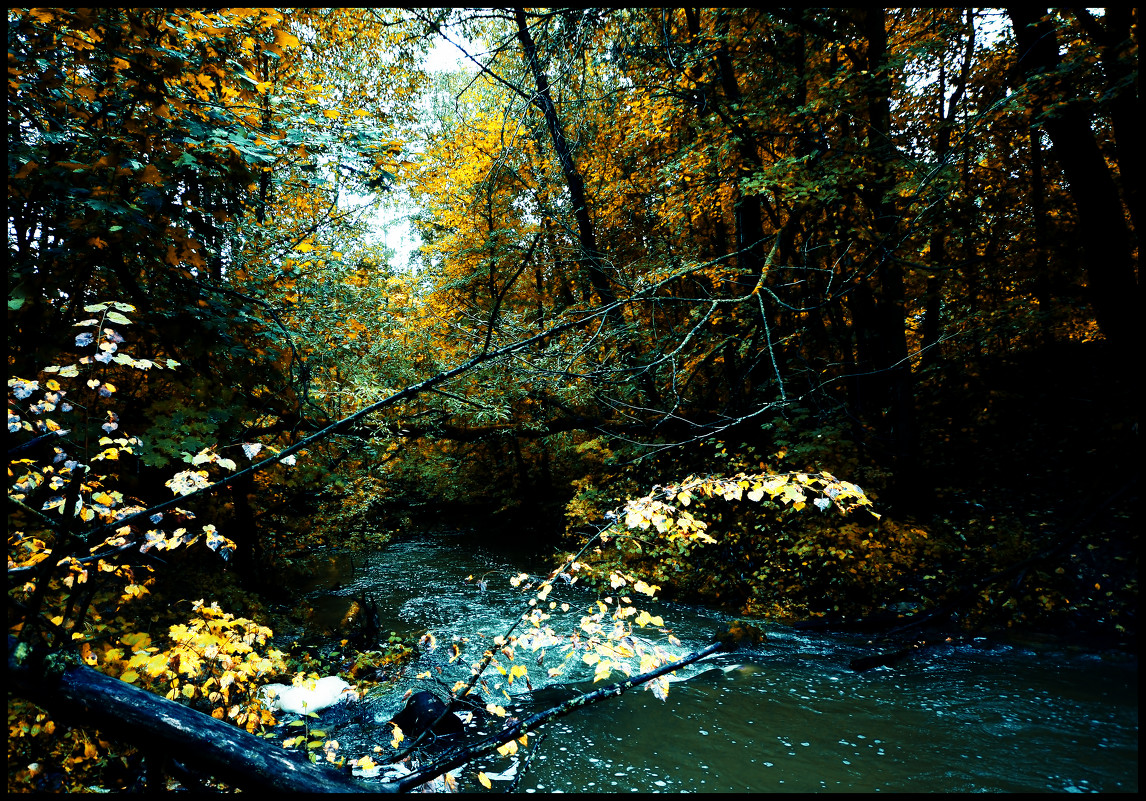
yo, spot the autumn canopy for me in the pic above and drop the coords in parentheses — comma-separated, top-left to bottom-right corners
(7, 7, 1137, 792)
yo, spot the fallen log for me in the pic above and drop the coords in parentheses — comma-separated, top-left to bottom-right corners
(8, 641, 389, 793)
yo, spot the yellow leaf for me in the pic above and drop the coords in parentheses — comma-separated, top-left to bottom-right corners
(122, 632, 152, 650)
(322, 108, 340, 120)
(274, 29, 300, 49)
(145, 654, 168, 677)
(635, 610, 664, 627)
(633, 579, 659, 597)
(478, 773, 492, 789)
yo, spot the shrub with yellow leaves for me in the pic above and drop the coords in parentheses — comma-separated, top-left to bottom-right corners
(99, 600, 288, 732)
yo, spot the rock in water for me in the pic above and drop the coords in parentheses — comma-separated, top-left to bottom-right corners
(388, 690, 464, 743)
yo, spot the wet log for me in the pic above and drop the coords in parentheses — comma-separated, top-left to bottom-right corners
(8, 642, 389, 793)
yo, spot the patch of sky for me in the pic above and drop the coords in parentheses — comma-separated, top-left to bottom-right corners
(342, 28, 477, 274)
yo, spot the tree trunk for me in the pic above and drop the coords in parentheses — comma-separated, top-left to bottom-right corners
(854, 8, 919, 499)
(513, 8, 617, 312)
(1007, 8, 1138, 359)
(8, 641, 387, 793)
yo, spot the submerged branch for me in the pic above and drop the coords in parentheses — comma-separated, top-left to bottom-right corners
(396, 623, 761, 791)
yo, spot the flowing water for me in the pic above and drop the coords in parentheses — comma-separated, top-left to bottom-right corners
(291, 532, 1137, 793)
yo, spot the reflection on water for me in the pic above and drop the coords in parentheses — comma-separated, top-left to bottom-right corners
(297, 534, 1138, 793)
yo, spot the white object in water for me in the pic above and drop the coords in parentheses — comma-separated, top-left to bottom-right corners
(260, 676, 356, 715)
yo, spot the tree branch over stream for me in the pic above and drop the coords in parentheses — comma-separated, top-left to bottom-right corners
(394, 636, 742, 792)
(8, 624, 758, 793)
(64, 250, 784, 552)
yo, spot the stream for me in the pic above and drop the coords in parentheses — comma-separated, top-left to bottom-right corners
(285, 531, 1137, 793)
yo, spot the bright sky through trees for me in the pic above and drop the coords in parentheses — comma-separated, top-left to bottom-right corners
(366, 28, 476, 271)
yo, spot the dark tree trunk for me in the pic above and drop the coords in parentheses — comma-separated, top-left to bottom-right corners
(513, 8, 618, 312)
(228, 468, 266, 590)
(711, 11, 768, 277)
(1007, 8, 1139, 359)
(853, 8, 919, 500)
